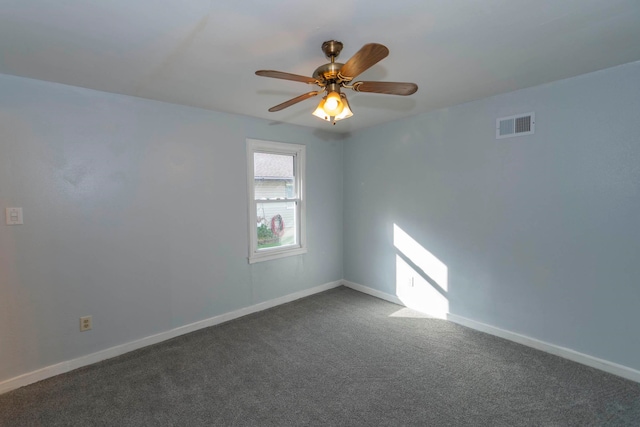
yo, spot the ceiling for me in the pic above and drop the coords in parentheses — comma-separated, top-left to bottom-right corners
(1, 1, 639, 133)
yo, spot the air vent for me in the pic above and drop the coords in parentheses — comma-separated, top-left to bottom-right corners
(496, 112, 535, 139)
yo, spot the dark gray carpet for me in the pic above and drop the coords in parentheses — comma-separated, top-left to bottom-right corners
(1, 286, 639, 426)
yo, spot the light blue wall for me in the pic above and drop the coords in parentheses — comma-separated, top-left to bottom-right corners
(343, 61, 640, 370)
(2, 59, 639, 384)
(0, 74, 343, 382)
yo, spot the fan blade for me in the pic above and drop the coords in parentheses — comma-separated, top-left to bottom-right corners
(268, 91, 320, 112)
(352, 81, 418, 96)
(338, 43, 389, 80)
(256, 70, 317, 84)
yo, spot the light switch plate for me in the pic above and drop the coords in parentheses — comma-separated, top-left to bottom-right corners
(5, 208, 24, 225)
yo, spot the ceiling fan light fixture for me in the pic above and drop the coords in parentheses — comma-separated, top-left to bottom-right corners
(312, 93, 353, 122)
(323, 91, 344, 116)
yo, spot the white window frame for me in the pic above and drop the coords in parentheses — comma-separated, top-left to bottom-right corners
(246, 139, 307, 264)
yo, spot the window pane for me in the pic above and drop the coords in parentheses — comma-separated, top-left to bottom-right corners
(256, 201, 296, 249)
(247, 139, 306, 263)
(254, 153, 295, 199)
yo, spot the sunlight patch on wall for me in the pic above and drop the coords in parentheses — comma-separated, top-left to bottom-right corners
(393, 224, 449, 319)
(393, 224, 448, 291)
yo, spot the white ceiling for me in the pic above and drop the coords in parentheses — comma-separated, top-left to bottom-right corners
(1, 0, 639, 133)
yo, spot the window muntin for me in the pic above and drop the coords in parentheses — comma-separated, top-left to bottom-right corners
(247, 139, 306, 263)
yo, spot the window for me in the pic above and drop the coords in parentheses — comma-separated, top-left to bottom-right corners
(246, 139, 306, 263)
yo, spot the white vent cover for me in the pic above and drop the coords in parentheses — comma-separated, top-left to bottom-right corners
(496, 112, 535, 139)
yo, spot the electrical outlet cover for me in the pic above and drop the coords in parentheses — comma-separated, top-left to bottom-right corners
(80, 316, 92, 331)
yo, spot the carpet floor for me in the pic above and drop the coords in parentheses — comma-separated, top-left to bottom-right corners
(1, 286, 639, 426)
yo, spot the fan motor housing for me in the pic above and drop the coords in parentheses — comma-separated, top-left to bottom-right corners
(312, 62, 344, 83)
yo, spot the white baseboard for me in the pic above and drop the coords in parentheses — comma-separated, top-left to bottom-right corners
(342, 280, 640, 384)
(446, 313, 640, 383)
(342, 280, 404, 305)
(0, 280, 342, 395)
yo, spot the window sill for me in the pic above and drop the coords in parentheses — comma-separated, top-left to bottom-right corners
(248, 247, 307, 264)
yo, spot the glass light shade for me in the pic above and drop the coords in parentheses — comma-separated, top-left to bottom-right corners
(312, 98, 331, 121)
(334, 94, 353, 121)
(323, 91, 344, 116)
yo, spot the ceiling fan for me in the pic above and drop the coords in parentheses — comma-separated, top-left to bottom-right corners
(255, 40, 418, 124)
